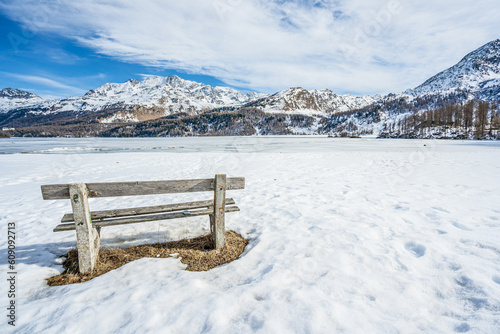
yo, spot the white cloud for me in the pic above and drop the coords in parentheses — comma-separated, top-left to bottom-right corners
(1, 0, 499, 95)
(2, 73, 87, 96)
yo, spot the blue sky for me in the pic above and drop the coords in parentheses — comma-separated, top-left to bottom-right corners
(0, 16, 227, 99)
(0, 0, 499, 99)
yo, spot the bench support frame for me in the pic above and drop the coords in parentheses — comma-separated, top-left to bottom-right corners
(69, 183, 101, 274)
(213, 174, 226, 249)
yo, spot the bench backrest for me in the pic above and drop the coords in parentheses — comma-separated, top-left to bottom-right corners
(41, 177, 245, 200)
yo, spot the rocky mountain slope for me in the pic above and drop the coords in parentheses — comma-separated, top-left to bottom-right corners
(0, 76, 379, 120)
(0, 88, 44, 112)
(0, 75, 381, 128)
(0, 75, 266, 117)
(247, 87, 379, 115)
(81, 75, 266, 115)
(324, 39, 500, 138)
(405, 39, 500, 99)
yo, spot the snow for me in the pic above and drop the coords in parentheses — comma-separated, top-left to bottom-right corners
(100, 113, 140, 124)
(0, 96, 44, 113)
(1, 137, 499, 333)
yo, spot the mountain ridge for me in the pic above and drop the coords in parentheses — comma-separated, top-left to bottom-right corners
(0, 75, 268, 118)
(405, 39, 500, 97)
(0, 88, 41, 99)
(247, 87, 379, 116)
(0, 88, 44, 113)
(1, 39, 499, 138)
(0, 74, 381, 121)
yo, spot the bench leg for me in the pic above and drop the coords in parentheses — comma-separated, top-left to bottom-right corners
(69, 183, 100, 273)
(213, 174, 226, 249)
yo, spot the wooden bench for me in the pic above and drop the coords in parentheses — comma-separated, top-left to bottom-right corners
(41, 174, 244, 273)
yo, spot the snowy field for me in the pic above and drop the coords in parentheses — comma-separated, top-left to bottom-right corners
(1, 136, 499, 333)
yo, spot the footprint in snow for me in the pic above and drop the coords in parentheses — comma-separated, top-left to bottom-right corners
(405, 242, 426, 258)
(492, 275, 500, 285)
(394, 204, 409, 211)
(451, 222, 473, 231)
(454, 323, 471, 333)
(432, 206, 450, 213)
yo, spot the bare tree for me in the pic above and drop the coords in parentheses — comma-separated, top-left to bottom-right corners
(475, 101, 489, 139)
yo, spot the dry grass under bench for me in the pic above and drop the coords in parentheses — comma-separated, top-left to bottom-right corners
(48, 231, 248, 286)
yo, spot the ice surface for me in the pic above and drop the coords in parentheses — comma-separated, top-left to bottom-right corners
(1, 137, 499, 333)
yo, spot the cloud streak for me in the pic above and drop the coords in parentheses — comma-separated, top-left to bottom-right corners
(2, 72, 88, 96)
(1, 0, 499, 94)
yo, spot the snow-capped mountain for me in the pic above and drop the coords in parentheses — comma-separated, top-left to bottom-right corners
(0, 77, 378, 119)
(0, 88, 44, 112)
(13, 75, 267, 119)
(0, 88, 40, 99)
(406, 39, 500, 98)
(81, 75, 266, 113)
(248, 87, 379, 115)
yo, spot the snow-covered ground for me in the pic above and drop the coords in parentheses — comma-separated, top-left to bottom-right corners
(1, 136, 499, 333)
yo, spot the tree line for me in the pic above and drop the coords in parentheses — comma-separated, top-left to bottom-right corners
(379, 100, 500, 139)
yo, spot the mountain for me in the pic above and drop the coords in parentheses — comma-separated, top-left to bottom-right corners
(0, 75, 378, 127)
(80, 75, 266, 115)
(247, 87, 379, 115)
(406, 39, 500, 99)
(318, 40, 500, 139)
(0, 88, 40, 99)
(0, 88, 43, 112)
(1, 39, 499, 139)
(0, 76, 378, 119)
(2, 75, 266, 117)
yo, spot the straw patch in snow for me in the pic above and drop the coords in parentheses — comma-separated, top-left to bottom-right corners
(47, 231, 248, 286)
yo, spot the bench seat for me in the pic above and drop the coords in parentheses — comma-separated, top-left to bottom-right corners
(54, 199, 240, 231)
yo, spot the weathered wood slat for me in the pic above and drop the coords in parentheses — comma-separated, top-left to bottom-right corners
(61, 198, 236, 223)
(53, 206, 240, 232)
(42, 177, 245, 200)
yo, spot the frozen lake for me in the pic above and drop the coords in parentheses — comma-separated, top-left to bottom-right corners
(1, 137, 499, 333)
(3, 136, 499, 155)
